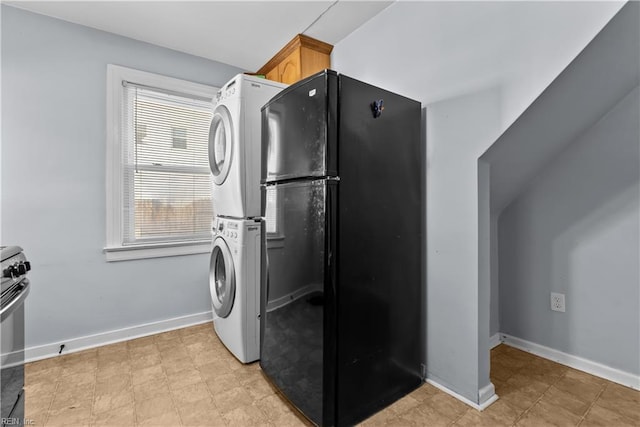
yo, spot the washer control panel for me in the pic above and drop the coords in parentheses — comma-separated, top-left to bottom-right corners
(216, 78, 239, 103)
(213, 218, 240, 242)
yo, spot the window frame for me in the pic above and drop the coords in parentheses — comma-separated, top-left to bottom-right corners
(105, 64, 218, 261)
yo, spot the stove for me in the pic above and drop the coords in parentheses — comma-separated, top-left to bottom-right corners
(1, 246, 31, 427)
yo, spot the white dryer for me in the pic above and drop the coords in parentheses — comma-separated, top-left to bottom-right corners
(209, 217, 262, 363)
(209, 74, 287, 218)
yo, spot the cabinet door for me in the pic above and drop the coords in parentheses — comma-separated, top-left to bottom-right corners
(278, 48, 301, 85)
(300, 46, 330, 80)
(265, 67, 279, 82)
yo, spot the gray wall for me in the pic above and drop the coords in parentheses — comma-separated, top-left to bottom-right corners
(499, 86, 640, 375)
(332, 1, 622, 403)
(1, 6, 243, 351)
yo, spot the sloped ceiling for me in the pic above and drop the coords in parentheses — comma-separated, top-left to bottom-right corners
(482, 2, 639, 215)
(5, 1, 393, 70)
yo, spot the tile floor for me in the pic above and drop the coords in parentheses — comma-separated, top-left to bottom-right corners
(24, 323, 639, 426)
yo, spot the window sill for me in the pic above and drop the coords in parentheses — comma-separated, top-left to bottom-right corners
(104, 240, 211, 262)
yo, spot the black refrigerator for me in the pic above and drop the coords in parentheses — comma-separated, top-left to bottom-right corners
(260, 70, 423, 426)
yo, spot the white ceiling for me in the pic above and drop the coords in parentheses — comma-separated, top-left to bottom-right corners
(5, 1, 393, 71)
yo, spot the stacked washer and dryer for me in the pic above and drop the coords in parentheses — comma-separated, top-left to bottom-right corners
(207, 74, 286, 363)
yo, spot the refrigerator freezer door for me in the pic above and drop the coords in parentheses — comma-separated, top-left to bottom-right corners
(261, 71, 338, 183)
(260, 179, 337, 426)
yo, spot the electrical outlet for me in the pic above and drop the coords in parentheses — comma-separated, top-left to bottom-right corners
(551, 292, 565, 312)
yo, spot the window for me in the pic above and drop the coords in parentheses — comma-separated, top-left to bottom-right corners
(105, 65, 217, 261)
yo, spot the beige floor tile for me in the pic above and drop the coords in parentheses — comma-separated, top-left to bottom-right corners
(167, 367, 203, 391)
(515, 399, 582, 427)
(26, 366, 62, 385)
(137, 410, 182, 426)
(360, 406, 398, 426)
(128, 343, 159, 359)
(97, 348, 128, 365)
(198, 359, 232, 382)
(133, 376, 171, 402)
(131, 363, 164, 386)
(25, 411, 48, 426)
(595, 383, 640, 422)
(407, 383, 439, 402)
(233, 366, 263, 386)
(162, 355, 196, 376)
(212, 385, 254, 415)
(498, 388, 541, 413)
(22, 327, 640, 427)
(479, 399, 522, 425)
(127, 335, 155, 349)
(581, 402, 639, 426)
(90, 402, 135, 426)
(159, 345, 190, 362)
(182, 323, 211, 335)
(252, 394, 296, 422)
(156, 336, 184, 352)
(553, 374, 604, 403)
(205, 373, 240, 395)
(490, 360, 519, 382)
(94, 372, 131, 396)
(135, 394, 178, 424)
(453, 408, 511, 427)
(539, 385, 592, 417)
(26, 357, 61, 374)
(385, 394, 420, 415)
(154, 328, 183, 342)
(60, 349, 98, 364)
(57, 371, 96, 389)
(394, 403, 453, 426)
(182, 333, 213, 347)
(45, 405, 92, 426)
(59, 359, 98, 377)
(504, 373, 550, 397)
(129, 352, 162, 370)
(96, 341, 128, 356)
(92, 389, 134, 415)
(243, 376, 278, 401)
(171, 381, 213, 406)
(222, 403, 271, 426)
(425, 392, 469, 419)
(177, 399, 226, 426)
(49, 383, 94, 412)
(26, 384, 57, 414)
(95, 360, 131, 381)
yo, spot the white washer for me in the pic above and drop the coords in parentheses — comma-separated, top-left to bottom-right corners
(209, 74, 287, 218)
(209, 217, 262, 363)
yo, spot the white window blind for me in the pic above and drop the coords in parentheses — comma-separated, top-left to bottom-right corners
(121, 82, 213, 245)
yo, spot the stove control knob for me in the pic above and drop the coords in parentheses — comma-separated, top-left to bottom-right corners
(24, 261, 31, 272)
(17, 263, 26, 275)
(3, 265, 17, 278)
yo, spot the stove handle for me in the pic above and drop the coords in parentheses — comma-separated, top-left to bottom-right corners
(1, 279, 30, 322)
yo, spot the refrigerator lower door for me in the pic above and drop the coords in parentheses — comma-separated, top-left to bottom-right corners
(260, 179, 337, 426)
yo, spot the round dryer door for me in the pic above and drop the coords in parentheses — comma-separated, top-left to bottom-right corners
(209, 238, 236, 318)
(208, 105, 233, 185)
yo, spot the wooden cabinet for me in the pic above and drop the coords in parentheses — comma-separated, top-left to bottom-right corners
(257, 34, 333, 85)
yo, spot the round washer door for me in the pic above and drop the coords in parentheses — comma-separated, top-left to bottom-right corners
(208, 105, 234, 185)
(209, 237, 236, 318)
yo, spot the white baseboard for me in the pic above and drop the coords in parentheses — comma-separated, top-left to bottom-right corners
(425, 378, 499, 411)
(489, 333, 502, 349)
(501, 334, 640, 391)
(24, 310, 213, 363)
